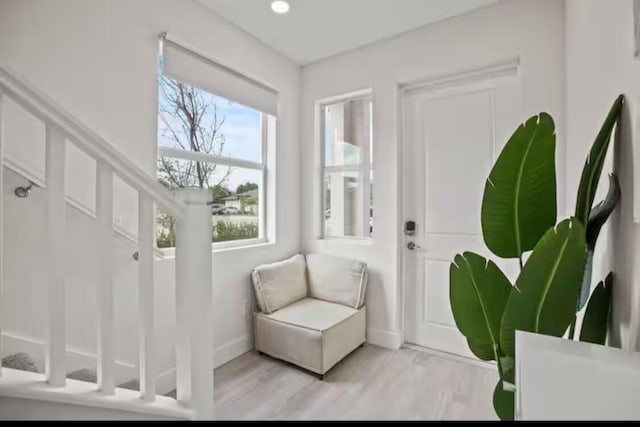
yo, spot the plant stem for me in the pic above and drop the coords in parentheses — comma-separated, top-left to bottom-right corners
(518, 255, 523, 271)
(568, 316, 577, 340)
(494, 346, 504, 380)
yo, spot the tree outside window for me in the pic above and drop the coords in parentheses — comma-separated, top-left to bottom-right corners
(156, 76, 263, 247)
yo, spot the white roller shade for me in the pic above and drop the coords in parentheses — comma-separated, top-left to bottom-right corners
(161, 35, 278, 116)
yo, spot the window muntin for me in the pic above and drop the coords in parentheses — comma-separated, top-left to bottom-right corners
(321, 95, 373, 238)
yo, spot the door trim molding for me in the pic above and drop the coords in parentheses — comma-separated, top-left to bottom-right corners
(398, 56, 521, 350)
(367, 328, 403, 350)
(399, 56, 520, 95)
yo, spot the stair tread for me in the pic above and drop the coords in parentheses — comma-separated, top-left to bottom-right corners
(3, 353, 177, 399)
(0, 367, 191, 419)
(2, 352, 39, 373)
(118, 379, 139, 391)
(66, 368, 97, 383)
(118, 380, 176, 399)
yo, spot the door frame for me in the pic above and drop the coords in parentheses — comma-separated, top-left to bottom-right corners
(398, 57, 521, 354)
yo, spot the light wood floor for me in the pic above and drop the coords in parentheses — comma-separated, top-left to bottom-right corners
(213, 344, 499, 420)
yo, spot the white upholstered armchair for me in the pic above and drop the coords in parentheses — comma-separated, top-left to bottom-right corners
(251, 253, 368, 379)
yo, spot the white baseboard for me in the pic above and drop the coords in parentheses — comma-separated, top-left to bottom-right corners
(1, 332, 136, 386)
(152, 335, 253, 396)
(366, 327, 403, 350)
(402, 343, 497, 371)
(214, 335, 253, 368)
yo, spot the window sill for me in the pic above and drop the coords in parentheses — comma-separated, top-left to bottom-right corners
(157, 238, 273, 260)
(318, 236, 373, 246)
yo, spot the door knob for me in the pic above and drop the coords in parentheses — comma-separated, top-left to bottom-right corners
(407, 242, 422, 251)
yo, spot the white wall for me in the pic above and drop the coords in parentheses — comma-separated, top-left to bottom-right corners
(565, 0, 640, 351)
(0, 0, 300, 382)
(301, 0, 566, 348)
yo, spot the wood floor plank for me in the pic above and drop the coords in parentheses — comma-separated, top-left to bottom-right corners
(212, 344, 499, 420)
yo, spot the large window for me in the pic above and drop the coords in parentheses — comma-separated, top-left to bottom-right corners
(321, 94, 373, 238)
(156, 75, 269, 248)
(156, 36, 278, 250)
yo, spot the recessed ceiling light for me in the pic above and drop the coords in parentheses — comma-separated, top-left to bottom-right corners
(271, 1, 290, 14)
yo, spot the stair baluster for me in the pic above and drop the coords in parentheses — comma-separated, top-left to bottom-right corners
(96, 162, 115, 394)
(138, 193, 156, 401)
(44, 125, 67, 387)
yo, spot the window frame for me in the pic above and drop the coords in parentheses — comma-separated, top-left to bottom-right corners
(318, 89, 373, 240)
(156, 91, 270, 254)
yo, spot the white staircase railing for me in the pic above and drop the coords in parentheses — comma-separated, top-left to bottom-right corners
(0, 67, 213, 419)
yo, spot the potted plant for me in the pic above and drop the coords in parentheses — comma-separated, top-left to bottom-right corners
(449, 95, 624, 420)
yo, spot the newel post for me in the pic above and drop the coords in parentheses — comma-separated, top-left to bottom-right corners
(174, 189, 214, 420)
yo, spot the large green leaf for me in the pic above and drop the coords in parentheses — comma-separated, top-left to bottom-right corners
(500, 219, 586, 357)
(481, 113, 557, 259)
(450, 252, 512, 361)
(466, 338, 495, 361)
(579, 272, 614, 345)
(586, 174, 621, 251)
(575, 95, 624, 227)
(577, 175, 621, 310)
(578, 250, 595, 312)
(493, 380, 515, 421)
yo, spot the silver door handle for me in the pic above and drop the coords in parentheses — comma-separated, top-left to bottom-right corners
(407, 242, 422, 251)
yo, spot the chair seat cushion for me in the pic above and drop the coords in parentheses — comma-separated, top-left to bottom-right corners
(264, 298, 358, 331)
(254, 298, 366, 374)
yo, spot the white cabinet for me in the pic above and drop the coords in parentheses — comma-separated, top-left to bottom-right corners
(516, 331, 640, 420)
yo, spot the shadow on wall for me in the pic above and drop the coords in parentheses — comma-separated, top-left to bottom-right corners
(611, 99, 640, 351)
(361, 265, 394, 337)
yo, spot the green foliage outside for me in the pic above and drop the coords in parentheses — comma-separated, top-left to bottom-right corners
(157, 211, 177, 249)
(213, 220, 259, 242)
(236, 182, 258, 195)
(244, 197, 258, 209)
(156, 210, 258, 248)
(211, 184, 232, 205)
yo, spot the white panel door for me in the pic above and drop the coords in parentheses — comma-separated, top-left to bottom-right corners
(403, 72, 522, 357)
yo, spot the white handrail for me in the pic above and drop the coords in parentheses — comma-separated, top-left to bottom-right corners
(0, 67, 186, 220)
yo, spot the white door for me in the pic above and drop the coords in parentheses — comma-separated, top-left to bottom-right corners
(402, 66, 522, 357)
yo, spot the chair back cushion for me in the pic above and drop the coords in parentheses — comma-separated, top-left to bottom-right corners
(251, 254, 308, 314)
(306, 253, 368, 309)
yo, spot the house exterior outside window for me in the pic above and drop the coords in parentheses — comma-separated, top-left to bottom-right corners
(320, 92, 373, 239)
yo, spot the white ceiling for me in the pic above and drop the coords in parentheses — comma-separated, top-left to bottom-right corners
(199, 0, 500, 65)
